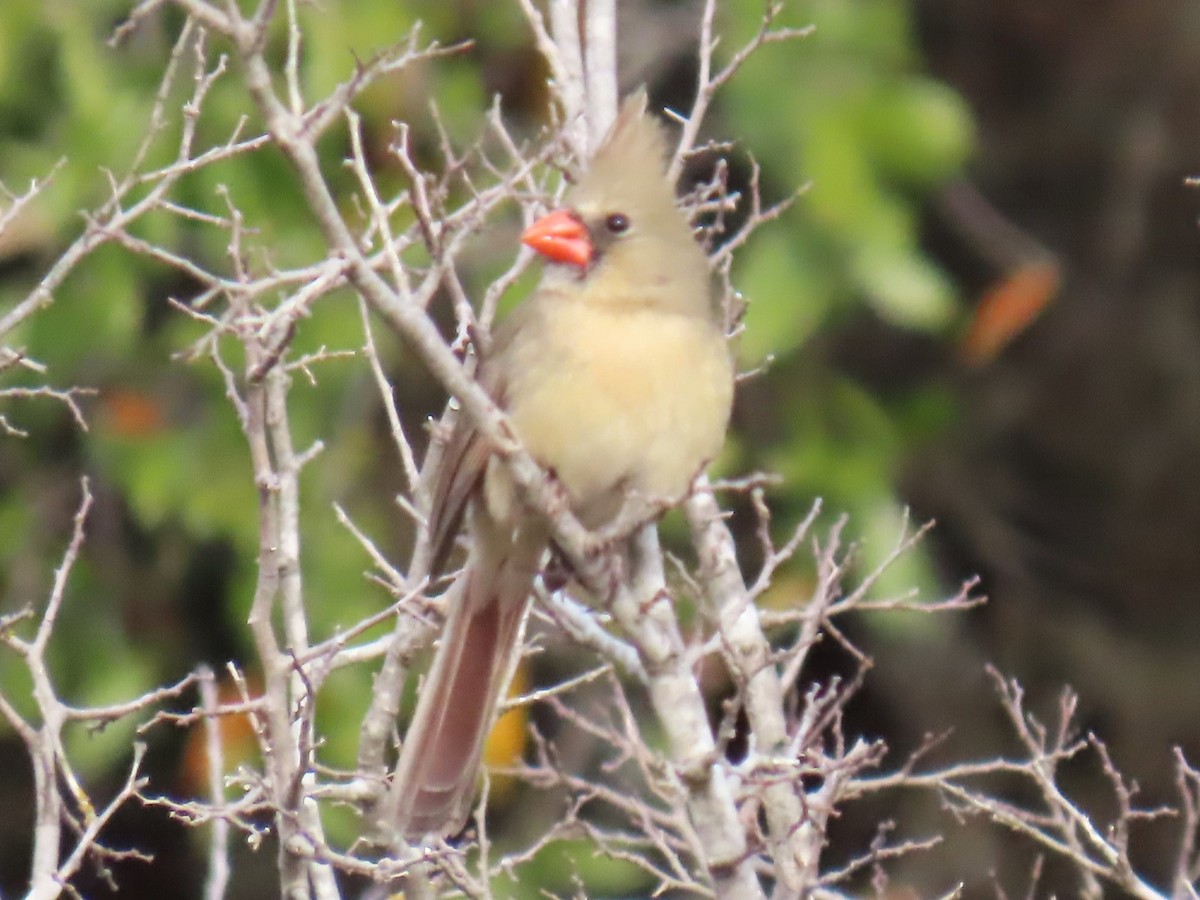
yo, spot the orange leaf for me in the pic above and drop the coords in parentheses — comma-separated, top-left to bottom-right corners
(178, 673, 262, 798)
(102, 388, 166, 438)
(960, 261, 1060, 366)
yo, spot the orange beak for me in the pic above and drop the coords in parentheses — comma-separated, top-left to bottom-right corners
(520, 209, 593, 269)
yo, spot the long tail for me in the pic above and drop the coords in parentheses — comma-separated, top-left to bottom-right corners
(388, 530, 541, 839)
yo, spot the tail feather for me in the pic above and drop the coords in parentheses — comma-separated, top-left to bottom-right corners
(389, 536, 538, 838)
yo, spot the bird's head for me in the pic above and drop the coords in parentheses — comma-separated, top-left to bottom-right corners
(521, 92, 710, 312)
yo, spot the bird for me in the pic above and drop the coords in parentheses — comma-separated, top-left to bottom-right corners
(388, 91, 734, 839)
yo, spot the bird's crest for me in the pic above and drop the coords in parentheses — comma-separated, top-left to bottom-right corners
(575, 90, 674, 204)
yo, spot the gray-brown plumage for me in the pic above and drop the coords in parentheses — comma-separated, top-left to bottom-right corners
(389, 92, 734, 839)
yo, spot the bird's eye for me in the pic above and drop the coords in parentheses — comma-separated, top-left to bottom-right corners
(604, 213, 630, 234)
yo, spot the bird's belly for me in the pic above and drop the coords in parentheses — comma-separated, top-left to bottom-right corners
(508, 307, 732, 527)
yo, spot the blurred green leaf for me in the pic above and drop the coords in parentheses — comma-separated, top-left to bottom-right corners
(737, 224, 836, 364)
(852, 240, 957, 329)
(861, 78, 975, 184)
(499, 836, 655, 899)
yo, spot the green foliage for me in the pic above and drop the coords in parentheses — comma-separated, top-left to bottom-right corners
(495, 836, 657, 898)
(729, 0, 972, 341)
(0, 0, 975, 887)
(724, 0, 972, 585)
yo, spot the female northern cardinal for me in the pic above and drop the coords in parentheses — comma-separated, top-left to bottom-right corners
(389, 92, 734, 838)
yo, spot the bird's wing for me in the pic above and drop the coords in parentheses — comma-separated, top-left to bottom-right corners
(425, 362, 507, 578)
